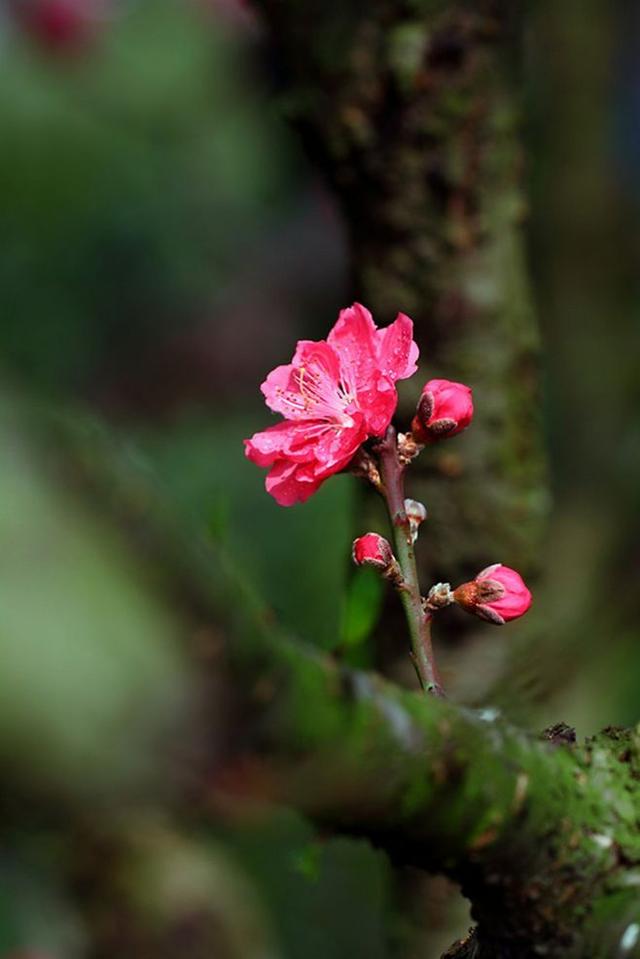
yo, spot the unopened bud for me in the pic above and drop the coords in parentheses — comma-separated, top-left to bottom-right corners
(453, 563, 532, 625)
(404, 498, 427, 543)
(425, 582, 454, 611)
(352, 533, 405, 588)
(352, 533, 394, 569)
(412, 379, 473, 444)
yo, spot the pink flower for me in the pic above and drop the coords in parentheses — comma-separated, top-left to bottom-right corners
(412, 378, 473, 443)
(245, 303, 419, 505)
(352, 533, 394, 569)
(453, 564, 532, 625)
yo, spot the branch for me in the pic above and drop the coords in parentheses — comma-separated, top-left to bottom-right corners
(51, 409, 640, 959)
(236, 647, 640, 958)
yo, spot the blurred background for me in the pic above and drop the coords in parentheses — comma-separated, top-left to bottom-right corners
(0, 0, 638, 956)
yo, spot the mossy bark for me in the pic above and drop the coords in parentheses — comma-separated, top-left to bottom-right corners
(255, 0, 547, 584)
(245, 646, 640, 958)
(49, 413, 640, 959)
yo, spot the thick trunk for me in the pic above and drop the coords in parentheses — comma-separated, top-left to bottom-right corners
(255, 0, 547, 585)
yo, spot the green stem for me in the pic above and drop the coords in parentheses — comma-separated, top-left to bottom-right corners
(377, 427, 444, 698)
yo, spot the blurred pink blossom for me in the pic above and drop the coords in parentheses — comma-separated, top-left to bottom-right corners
(16, 0, 109, 52)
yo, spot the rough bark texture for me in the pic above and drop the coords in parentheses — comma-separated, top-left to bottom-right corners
(257, 660, 640, 959)
(256, 0, 547, 585)
(50, 415, 640, 959)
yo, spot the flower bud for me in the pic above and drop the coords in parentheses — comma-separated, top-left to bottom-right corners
(352, 533, 406, 588)
(404, 498, 427, 543)
(425, 582, 454, 611)
(412, 379, 473, 444)
(352, 533, 394, 569)
(453, 564, 532, 625)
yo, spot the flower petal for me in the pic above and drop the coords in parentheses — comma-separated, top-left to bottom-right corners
(327, 303, 378, 397)
(246, 416, 367, 506)
(310, 416, 367, 478)
(265, 459, 323, 506)
(357, 381, 398, 437)
(375, 312, 419, 382)
(244, 420, 323, 467)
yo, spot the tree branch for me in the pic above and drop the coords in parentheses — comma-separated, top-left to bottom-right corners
(233, 644, 640, 958)
(51, 409, 640, 959)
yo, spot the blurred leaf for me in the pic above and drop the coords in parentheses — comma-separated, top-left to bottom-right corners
(0, 854, 85, 958)
(0, 396, 193, 801)
(0, 888, 20, 954)
(340, 566, 384, 650)
(220, 808, 395, 959)
(291, 842, 321, 883)
(134, 413, 356, 650)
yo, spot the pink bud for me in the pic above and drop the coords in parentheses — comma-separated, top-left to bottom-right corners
(412, 379, 473, 443)
(16, 0, 106, 53)
(453, 564, 532, 625)
(352, 533, 394, 570)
